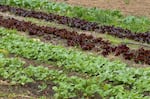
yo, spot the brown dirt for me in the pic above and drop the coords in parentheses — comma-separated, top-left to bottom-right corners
(53, 0, 150, 17)
(0, 81, 53, 99)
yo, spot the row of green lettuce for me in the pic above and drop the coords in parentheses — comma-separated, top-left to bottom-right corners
(0, 0, 150, 32)
(0, 27, 150, 98)
(0, 52, 146, 98)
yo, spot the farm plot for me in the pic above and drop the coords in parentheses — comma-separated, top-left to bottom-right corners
(52, 0, 150, 17)
(0, 14, 150, 65)
(0, 0, 150, 98)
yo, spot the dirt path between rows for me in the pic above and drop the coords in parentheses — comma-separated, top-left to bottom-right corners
(53, 0, 150, 17)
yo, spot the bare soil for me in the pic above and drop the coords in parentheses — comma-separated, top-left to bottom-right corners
(53, 0, 150, 17)
(0, 81, 53, 99)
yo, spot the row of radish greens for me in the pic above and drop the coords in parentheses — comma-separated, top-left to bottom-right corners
(0, 27, 150, 98)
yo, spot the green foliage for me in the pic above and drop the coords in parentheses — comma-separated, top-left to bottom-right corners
(1, 56, 145, 98)
(0, 58, 33, 85)
(0, 0, 150, 32)
(0, 27, 150, 98)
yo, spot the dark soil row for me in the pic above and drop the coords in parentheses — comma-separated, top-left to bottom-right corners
(0, 5, 150, 43)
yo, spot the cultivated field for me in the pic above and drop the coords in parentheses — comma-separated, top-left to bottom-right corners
(0, 0, 150, 98)
(53, 0, 150, 17)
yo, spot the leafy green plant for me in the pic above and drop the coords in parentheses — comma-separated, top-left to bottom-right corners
(0, 27, 150, 98)
(1, 56, 146, 98)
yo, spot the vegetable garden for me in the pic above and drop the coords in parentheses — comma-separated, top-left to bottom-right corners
(0, 0, 150, 98)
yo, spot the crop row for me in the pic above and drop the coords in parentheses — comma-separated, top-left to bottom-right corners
(0, 55, 109, 98)
(0, 16, 149, 65)
(1, 53, 149, 98)
(0, 5, 150, 44)
(1, 0, 150, 33)
(0, 27, 150, 98)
